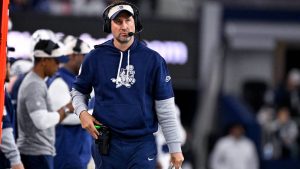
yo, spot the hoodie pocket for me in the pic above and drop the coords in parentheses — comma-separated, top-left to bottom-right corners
(99, 104, 146, 131)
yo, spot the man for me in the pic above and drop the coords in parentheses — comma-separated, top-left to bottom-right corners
(0, 48, 24, 169)
(9, 29, 55, 135)
(210, 123, 259, 169)
(270, 107, 298, 159)
(17, 39, 74, 169)
(47, 35, 92, 169)
(71, 1, 184, 169)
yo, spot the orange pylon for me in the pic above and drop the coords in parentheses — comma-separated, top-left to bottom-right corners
(0, 0, 10, 141)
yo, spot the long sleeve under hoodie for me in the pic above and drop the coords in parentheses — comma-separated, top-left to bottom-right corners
(71, 38, 182, 153)
(1, 104, 22, 166)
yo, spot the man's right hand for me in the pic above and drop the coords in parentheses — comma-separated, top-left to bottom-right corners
(170, 152, 184, 169)
(79, 111, 101, 139)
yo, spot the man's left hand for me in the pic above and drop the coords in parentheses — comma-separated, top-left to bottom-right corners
(170, 152, 184, 169)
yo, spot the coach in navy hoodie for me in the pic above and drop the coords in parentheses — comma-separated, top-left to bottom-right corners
(71, 1, 184, 169)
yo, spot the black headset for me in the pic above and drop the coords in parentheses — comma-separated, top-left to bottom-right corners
(102, 1, 143, 33)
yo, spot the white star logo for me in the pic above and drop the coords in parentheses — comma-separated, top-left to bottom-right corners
(165, 76, 171, 82)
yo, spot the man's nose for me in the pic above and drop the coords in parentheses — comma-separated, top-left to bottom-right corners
(120, 21, 128, 29)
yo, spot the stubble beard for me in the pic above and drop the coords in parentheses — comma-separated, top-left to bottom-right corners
(116, 35, 131, 44)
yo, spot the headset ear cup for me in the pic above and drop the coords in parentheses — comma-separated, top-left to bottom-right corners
(136, 17, 143, 33)
(132, 5, 143, 33)
(102, 6, 111, 33)
(103, 18, 111, 33)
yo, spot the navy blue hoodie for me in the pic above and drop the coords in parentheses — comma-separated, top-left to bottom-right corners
(73, 38, 174, 138)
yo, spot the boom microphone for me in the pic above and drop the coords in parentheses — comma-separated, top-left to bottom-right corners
(128, 32, 135, 36)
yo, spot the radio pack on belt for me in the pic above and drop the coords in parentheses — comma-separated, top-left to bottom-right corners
(95, 125, 111, 155)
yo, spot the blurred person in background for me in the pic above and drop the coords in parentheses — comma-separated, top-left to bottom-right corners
(274, 69, 300, 122)
(10, 29, 57, 107)
(0, 48, 25, 169)
(9, 29, 56, 139)
(47, 35, 92, 169)
(71, 1, 184, 169)
(16, 39, 73, 169)
(269, 107, 299, 159)
(6, 59, 33, 93)
(209, 123, 259, 169)
(256, 105, 277, 160)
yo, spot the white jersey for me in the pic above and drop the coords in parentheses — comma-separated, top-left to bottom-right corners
(48, 77, 81, 125)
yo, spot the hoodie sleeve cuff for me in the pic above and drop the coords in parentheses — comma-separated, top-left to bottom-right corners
(168, 143, 182, 153)
(10, 156, 22, 166)
(75, 106, 87, 117)
(71, 88, 89, 116)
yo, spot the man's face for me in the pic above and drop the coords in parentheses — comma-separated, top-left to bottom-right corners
(44, 58, 59, 77)
(111, 12, 135, 44)
(230, 125, 245, 139)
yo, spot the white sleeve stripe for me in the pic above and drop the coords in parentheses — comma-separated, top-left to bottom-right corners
(29, 109, 60, 130)
(60, 113, 81, 125)
(48, 77, 71, 111)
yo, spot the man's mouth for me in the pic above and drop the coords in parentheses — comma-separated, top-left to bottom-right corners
(120, 33, 129, 37)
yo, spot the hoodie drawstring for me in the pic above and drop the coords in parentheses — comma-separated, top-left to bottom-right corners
(116, 51, 123, 83)
(126, 50, 130, 81)
(113, 50, 131, 88)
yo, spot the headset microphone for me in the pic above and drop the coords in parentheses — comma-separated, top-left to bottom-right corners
(128, 32, 135, 36)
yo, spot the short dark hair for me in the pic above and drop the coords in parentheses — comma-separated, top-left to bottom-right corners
(225, 122, 246, 134)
